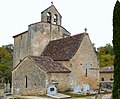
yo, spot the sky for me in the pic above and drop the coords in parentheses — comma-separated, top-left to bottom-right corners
(0, 0, 117, 48)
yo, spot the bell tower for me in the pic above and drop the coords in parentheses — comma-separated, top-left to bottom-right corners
(41, 2, 62, 25)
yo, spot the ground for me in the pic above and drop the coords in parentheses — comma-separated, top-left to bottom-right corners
(6, 93, 111, 99)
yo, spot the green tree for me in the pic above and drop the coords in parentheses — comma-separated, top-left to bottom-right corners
(0, 44, 13, 83)
(112, 0, 120, 98)
(97, 44, 114, 68)
(104, 43, 114, 55)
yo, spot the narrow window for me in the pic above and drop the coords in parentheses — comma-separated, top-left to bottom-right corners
(102, 78, 104, 81)
(54, 14, 58, 24)
(86, 69, 87, 77)
(47, 12, 51, 23)
(25, 76, 27, 88)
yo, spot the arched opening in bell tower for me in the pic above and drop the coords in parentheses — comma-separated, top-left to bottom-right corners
(54, 14, 58, 24)
(47, 12, 52, 23)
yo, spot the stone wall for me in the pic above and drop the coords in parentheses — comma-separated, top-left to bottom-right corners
(13, 31, 29, 69)
(12, 58, 46, 95)
(13, 22, 70, 69)
(72, 34, 99, 89)
(46, 73, 71, 92)
(58, 34, 99, 89)
(100, 72, 114, 81)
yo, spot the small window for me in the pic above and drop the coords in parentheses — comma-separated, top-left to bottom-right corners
(47, 12, 51, 23)
(110, 78, 113, 81)
(25, 76, 27, 88)
(102, 78, 104, 81)
(86, 69, 87, 77)
(54, 14, 58, 24)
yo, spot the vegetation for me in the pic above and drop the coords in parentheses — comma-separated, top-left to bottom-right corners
(0, 44, 13, 84)
(112, 0, 120, 98)
(97, 43, 114, 68)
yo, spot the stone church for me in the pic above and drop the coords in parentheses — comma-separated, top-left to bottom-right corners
(12, 3, 99, 95)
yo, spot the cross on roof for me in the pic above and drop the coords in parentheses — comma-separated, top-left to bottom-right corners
(84, 28, 87, 33)
(51, 2, 53, 5)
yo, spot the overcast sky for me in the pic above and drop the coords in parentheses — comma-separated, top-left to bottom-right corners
(0, 0, 116, 48)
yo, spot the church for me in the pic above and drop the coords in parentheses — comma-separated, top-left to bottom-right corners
(12, 3, 99, 95)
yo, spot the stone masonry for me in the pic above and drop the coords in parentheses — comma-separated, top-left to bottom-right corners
(12, 3, 99, 95)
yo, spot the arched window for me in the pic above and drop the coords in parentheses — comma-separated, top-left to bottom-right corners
(54, 14, 58, 24)
(47, 12, 51, 23)
(25, 76, 27, 88)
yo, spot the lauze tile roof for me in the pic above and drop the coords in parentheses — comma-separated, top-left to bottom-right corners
(41, 33, 86, 61)
(29, 56, 71, 73)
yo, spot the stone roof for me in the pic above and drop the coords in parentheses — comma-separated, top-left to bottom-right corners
(41, 33, 86, 61)
(29, 56, 70, 73)
(100, 66, 114, 73)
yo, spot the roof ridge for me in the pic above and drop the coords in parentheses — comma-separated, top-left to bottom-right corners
(50, 33, 86, 42)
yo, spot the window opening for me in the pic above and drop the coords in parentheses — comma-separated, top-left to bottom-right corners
(47, 12, 51, 23)
(102, 78, 104, 81)
(54, 14, 58, 24)
(110, 78, 113, 81)
(25, 76, 27, 88)
(86, 69, 87, 77)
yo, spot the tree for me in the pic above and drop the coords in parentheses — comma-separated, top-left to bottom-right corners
(0, 44, 13, 83)
(112, 0, 120, 98)
(97, 43, 114, 68)
(104, 43, 114, 55)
